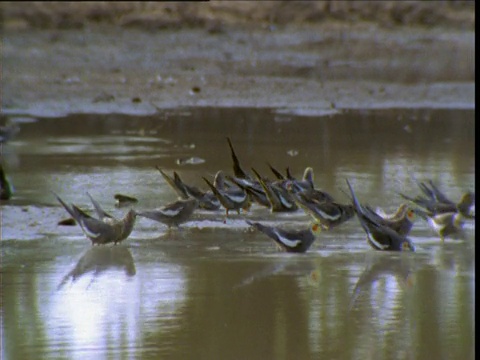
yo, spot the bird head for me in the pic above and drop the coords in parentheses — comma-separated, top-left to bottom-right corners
(461, 191, 475, 205)
(126, 209, 137, 221)
(311, 222, 322, 235)
(284, 180, 294, 192)
(406, 208, 416, 222)
(401, 240, 415, 252)
(457, 191, 475, 217)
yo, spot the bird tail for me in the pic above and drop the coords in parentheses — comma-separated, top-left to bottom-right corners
(202, 176, 222, 200)
(53, 192, 78, 220)
(227, 137, 248, 179)
(267, 162, 285, 180)
(412, 208, 430, 221)
(345, 179, 370, 234)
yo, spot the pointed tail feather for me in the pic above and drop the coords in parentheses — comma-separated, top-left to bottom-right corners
(267, 162, 285, 180)
(416, 180, 435, 200)
(53, 192, 78, 220)
(345, 179, 363, 214)
(345, 179, 370, 234)
(413, 208, 430, 221)
(156, 166, 189, 199)
(398, 192, 417, 203)
(202, 177, 222, 200)
(227, 137, 248, 179)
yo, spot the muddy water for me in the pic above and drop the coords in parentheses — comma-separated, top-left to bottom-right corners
(1, 108, 475, 359)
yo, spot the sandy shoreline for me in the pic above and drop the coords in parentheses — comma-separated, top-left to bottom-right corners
(2, 2, 475, 118)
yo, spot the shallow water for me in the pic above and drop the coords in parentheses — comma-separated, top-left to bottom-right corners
(1, 108, 475, 359)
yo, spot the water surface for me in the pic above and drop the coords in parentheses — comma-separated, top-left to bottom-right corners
(1, 108, 475, 359)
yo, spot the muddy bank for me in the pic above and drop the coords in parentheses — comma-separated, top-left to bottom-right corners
(3, 2, 475, 30)
(2, 2, 475, 118)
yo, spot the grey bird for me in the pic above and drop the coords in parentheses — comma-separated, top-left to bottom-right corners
(157, 166, 221, 211)
(156, 166, 189, 199)
(282, 167, 336, 203)
(375, 203, 410, 221)
(346, 179, 415, 252)
(293, 192, 355, 230)
(399, 179, 474, 218)
(362, 204, 417, 236)
(284, 167, 316, 193)
(137, 197, 198, 228)
(400, 190, 474, 217)
(252, 167, 297, 212)
(227, 137, 252, 180)
(86, 192, 138, 243)
(290, 186, 336, 204)
(203, 172, 251, 217)
(246, 220, 322, 253)
(415, 209, 466, 242)
(227, 174, 270, 208)
(55, 193, 137, 245)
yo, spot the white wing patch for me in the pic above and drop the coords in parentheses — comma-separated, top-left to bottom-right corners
(273, 229, 301, 248)
(278, 194, 294, 209)
(427, 216, 452, 233)
(226, 193, 247, 203)
(161, 208, 182, 217)
(314, 207, 341, 221)
(367, 234, 389, 250)
(375, 207, 388, 218)
(80, 222, 100, 238)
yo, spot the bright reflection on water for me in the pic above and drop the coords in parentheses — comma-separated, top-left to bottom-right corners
(1, 108, 475, 359)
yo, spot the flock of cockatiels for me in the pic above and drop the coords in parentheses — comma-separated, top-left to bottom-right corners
(51, 137, 475, 253)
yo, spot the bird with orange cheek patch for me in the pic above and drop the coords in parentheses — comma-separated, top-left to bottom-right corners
(346, 179, 416, 252)
(375, 203, 410, 221)
(363, 204, 417, 236)
(246, 220, 322, 253)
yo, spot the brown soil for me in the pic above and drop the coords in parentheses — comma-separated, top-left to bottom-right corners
(3, 2, 475, 30)
(2, 1, 475, 118)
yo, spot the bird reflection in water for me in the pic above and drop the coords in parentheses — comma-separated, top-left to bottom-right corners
(234, 259, 318, 290)
(57, 246, 136, 290)
(233, 262, 289, 289)
(348, 253, 415, 311)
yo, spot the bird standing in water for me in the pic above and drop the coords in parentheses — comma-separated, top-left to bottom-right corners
(346, 179, 415, 252)
(246, 220, 322, 253)
(55, 193, 137, 245)
(137, 197, 199, 229)
(203, 171, 251, 219)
